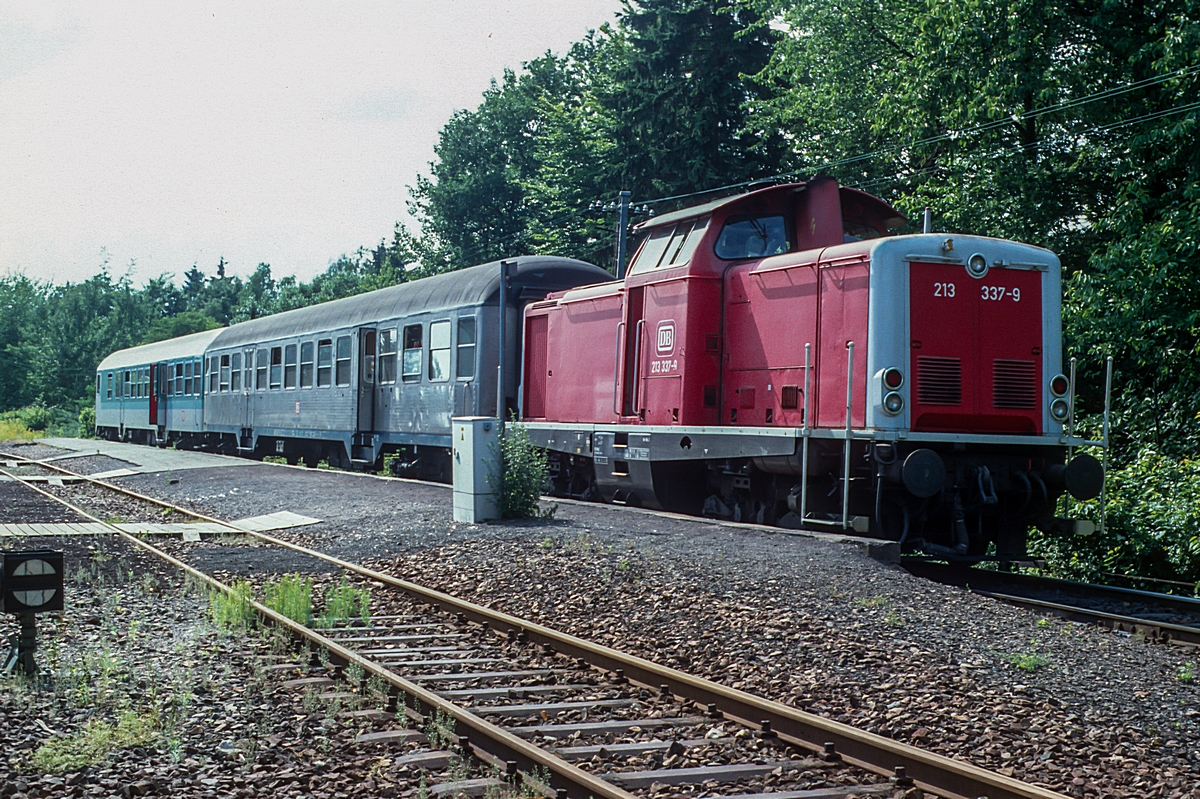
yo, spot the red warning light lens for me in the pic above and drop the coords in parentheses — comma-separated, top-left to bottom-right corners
(1050, 375, 1069, 397)
(883, 368, 904, 390)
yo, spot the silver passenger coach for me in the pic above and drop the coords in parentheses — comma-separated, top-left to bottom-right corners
(200, 256, 611, 475)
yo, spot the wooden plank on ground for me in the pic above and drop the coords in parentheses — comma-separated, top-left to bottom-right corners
(507, 717, 707, 739)
(601, 761, 818, 789)
(474, 699, 633, 718)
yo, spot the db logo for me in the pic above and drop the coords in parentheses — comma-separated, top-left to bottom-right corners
(656, 321, 675, 355)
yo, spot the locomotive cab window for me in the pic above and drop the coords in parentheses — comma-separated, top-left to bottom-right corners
(284, 344, 297, 389)
(335, 336, 352, 386)
(378, 329, 397, 384)
(402, 324, 422, 383)
(714, 215, 789, 260)
(456, 317, 476, 379)
(628, 216, 711, 275)
(300, 342, 314, 388)
(317, 339, 332, 387)
(429, 320, 451, 382)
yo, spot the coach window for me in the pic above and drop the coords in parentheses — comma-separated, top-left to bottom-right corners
(335, 336, 352, 386)
(714, 215, 789, 260)
(429, 320, 451, 382)
(165, 366, 174, 397)
(270, 346, 283, 389)
(317, 339, 333, 387)
(456, 318, 476, 379)
(402, 324, 422, 383)
(255, 349, 268, 390)
(230, 352, 242, 393)
(284, 344, 297, 389)
(144, 368, 150, 397)
(183, 362, 192, 396)
(211, 358, 220, 393)
(123, 370, 131, 398)
(378, 329, 397, 384)
(106, 373, 113, 399)
(219, 354, 231, 392)
(300, 342, 314, 388)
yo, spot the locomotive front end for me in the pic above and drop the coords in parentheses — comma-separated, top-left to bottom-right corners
(865, 235, 1102, 558)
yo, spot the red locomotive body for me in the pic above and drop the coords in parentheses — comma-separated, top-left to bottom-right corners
(520, 179, 1101, 559)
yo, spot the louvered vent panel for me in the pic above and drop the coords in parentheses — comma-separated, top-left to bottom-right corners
(917, 357, 962, 405)
(993, 359, 1038, 409)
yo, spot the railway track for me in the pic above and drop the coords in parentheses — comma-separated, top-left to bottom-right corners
(902, 560, 1200, 647)
(0, 451, 1071, 799)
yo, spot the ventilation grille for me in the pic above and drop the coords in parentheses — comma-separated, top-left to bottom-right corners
(917, 357, 962, 405)
(780, 385, 799, 409)
(993, 359, 1038, 409)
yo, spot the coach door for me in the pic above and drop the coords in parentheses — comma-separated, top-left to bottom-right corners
(357, 328, 376, 433)
(149, 363, 166, 426)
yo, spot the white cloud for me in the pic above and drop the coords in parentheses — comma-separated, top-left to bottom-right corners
(0, 0, 621, 285)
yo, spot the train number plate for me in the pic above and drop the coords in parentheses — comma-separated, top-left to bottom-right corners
(649, 359, 678, 374)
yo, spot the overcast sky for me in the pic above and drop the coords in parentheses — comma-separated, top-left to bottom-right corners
(0, 1, 622, 287)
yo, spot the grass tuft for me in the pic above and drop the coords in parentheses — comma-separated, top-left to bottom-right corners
(263, 574, 313, 625)
(317, 579, 371, 627)
(211, 579, 257, 629)
(30, 711, 156, 773)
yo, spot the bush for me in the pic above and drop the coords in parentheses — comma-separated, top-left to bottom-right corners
(1030, 447, 1200, 587)
(78, 404, 96, 437)
(497, 422, 554, 519)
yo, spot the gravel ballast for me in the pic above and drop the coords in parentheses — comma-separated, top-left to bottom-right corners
(3, 446, 1198, 798)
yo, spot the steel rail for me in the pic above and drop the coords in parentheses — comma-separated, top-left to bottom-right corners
(4, 452, 1071, 799)
(0, 461, 638, 799)
(903, 561, 1200, 646)
(972, 590, 1200, 645)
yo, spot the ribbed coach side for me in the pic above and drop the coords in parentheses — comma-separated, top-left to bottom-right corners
(201, 256, 612, 473)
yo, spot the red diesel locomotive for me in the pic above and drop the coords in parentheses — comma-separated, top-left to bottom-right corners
(519, 177, 1103, 559)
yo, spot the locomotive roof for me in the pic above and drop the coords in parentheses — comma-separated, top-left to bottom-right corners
(635, 182, 905, 231)
(96, 328, 224, 371)
(209, 255, 612, 350)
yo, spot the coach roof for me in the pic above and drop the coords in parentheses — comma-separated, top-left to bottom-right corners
(97, 328, 223, 372)
(208, 255, 612, 350)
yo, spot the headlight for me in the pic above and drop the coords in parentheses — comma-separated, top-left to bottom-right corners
(1049, 374, 1069, 397)
(882, 367, 904, 391)
(883, 391, 905, 415)
(1050, 398, 1070, 421)
(966, 253, 989, 278)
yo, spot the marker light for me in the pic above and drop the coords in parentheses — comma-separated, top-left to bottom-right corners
(882, 368, 904, 391)
(1050, 398, 1070, 422)
(883, 391, 905, 416)
(966, 253, 989, 278)
(1050, 374, 1069, 397)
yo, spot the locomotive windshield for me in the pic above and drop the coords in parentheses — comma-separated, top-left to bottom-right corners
(628, 216, 711, 275)
(714, 215, 789, 260)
